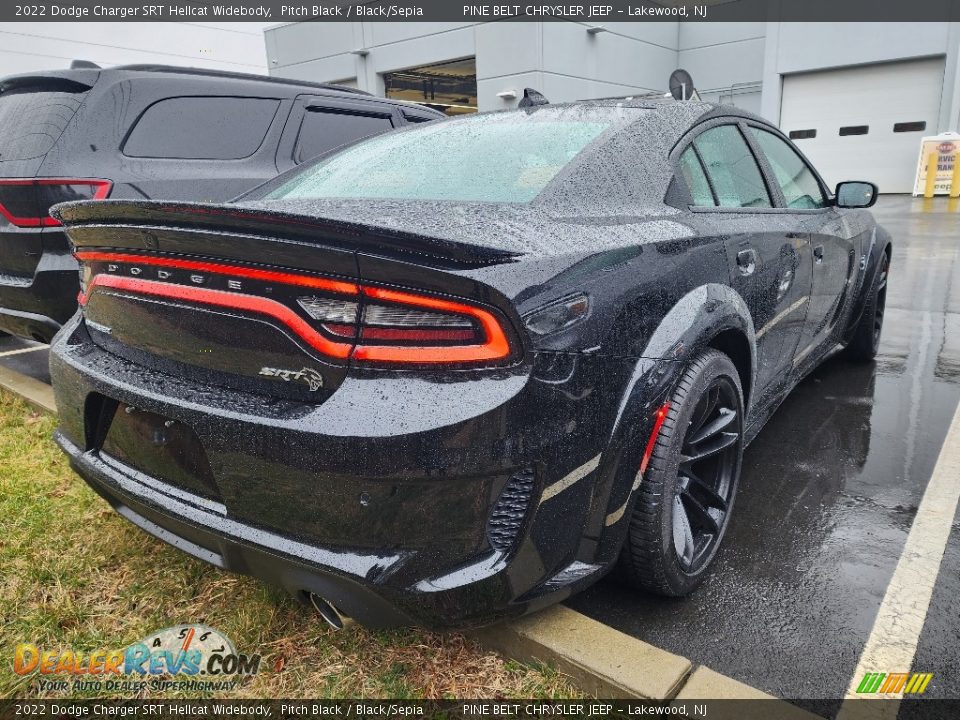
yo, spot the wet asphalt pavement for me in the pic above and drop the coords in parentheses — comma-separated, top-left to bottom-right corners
(1, 196, 958, 704)
(569, 196, 960, 701)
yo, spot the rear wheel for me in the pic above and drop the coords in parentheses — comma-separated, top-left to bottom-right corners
(618, 349, 744, 597)
(846, 252, 889, 362)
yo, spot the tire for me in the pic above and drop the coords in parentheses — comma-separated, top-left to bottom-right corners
(846, 252, 889, 362)
(618, 349, 744, 597)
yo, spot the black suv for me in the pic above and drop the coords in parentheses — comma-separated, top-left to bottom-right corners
(0, 63, 442, 342)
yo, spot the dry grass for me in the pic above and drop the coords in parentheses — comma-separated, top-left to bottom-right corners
(0, 390, 578, 699)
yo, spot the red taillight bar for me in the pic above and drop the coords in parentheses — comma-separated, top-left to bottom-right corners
(83, 275, 354, 359)
(354, 286, 511, 363)
(75, 252, 513, 366)
(74, 251, 360, 296)
(0, 179, 112, 228)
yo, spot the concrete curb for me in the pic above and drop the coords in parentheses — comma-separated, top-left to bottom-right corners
(0, 364, 56, 414)
(476, 605, 691, 699)
(0, 370, 819, 710)
(477, 606, 821, 716)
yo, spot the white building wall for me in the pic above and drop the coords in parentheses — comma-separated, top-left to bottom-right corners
(265, 22, 480, 97)
(265, 21, 680, 111)
(0, 22, 270, 77)
(678, 22, 765, 114)
(264, 20, 960, 131)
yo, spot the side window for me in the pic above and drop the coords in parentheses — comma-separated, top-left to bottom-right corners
(124, 97, 280, 160)
(678, 148, 715, 206)
(750, 128, 827, 209)
(295, 109, 395, 164)
(692, 125, 771, 208)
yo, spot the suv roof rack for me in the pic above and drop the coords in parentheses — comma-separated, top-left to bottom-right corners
(111, 64, 372, 96)
(582, 91, 674, 102)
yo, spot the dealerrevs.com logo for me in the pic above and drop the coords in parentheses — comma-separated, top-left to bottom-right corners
(14, 624, 261, 693)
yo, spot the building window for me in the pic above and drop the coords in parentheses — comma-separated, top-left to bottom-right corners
(839, 125, 869, 136)
(788, 129, 817, 140)
(893, 121, 927, 133)
(383, 58, 477, 116)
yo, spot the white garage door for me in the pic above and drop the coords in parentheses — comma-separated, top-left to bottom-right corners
(780, 58, 945, 193)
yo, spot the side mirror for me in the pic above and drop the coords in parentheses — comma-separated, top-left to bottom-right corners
(835, 181, 878, 209)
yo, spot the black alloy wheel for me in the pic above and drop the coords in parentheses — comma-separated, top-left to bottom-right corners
(872, 254, 889, 348)
(619, 349, 744, 596)
(847, 251, 889, 361)
(673, 377, 740, 573)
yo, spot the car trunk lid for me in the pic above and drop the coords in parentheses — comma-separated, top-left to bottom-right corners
(56, 199, 523, 404)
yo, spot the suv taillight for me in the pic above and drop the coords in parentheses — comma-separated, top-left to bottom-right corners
(74, 252, 515, 366)
(0, 179, 112, 228)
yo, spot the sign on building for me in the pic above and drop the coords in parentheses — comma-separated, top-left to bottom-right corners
(912, 132, 960, 196)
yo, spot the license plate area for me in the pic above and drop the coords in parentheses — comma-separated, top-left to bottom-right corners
(94, 397, 221, 502)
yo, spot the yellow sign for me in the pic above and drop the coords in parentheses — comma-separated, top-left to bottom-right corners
(913, 132, 960, 196)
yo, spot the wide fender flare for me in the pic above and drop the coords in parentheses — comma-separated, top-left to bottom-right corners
(611, 282, 756, 439)
(842, 226, 892, 340)
(584, 283, 757, 561)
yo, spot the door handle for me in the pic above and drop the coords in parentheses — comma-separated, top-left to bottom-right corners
(736, 248, 756, 276)
(813, 245, 824, 264)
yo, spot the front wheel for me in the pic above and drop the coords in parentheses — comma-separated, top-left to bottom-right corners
(618, 349, 744, 597)
(846, 252, 889, 362)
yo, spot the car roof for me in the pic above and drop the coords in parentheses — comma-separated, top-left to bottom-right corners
(111, 64, 373, 96)
(508, 95, 770, 129)
(0, 64, 446, 117)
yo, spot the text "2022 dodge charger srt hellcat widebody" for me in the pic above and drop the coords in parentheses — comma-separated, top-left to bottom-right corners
(48, 99, 891, 628)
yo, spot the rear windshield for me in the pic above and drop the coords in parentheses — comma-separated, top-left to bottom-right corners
(0, 86, 87, 162)
(266, 109, 618, 204)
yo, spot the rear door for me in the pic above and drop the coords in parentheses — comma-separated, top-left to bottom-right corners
(745, 125, 856, 368)
(275, 95, 400, 172)
(114, 94, 287, 202)
(678, 121, 813, 395)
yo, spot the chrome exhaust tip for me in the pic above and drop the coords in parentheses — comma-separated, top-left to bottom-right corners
(308, 592, 351, 631)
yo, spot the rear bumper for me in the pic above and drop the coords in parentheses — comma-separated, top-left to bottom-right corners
(49, 318, 627, 628)
(0, 249, 78, 342)
(57, 433, 418, 627)
(0, 305, 63, 343)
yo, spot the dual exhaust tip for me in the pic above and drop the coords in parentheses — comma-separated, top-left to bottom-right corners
(308, 592, 352, 631)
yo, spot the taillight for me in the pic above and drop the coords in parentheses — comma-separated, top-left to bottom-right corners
(74, 252, 515, 366)
(0, 179, 112, 228)
(352, 286, 511, 363)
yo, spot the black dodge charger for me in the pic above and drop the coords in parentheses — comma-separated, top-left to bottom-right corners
(48, 99, 891, 628)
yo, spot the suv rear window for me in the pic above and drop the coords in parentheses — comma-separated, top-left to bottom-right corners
(123, 96, 280, 160)
(0, 86, 88, 162)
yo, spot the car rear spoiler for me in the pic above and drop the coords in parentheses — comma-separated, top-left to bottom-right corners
(52, 199, 523, 269)
(0, 69, 99, 94)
